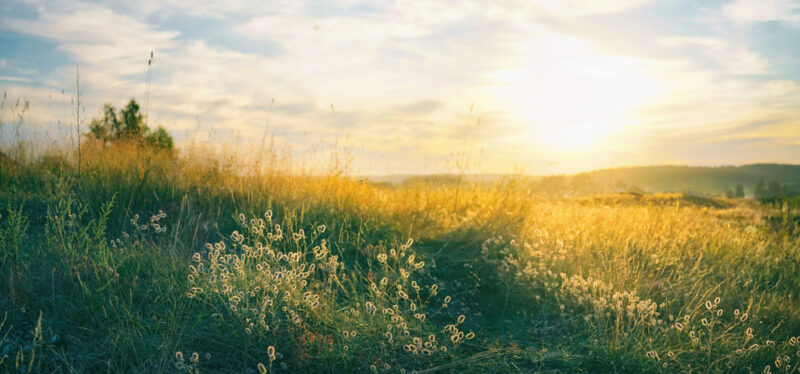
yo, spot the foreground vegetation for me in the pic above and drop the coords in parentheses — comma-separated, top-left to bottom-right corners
(1, 142, 799, 373)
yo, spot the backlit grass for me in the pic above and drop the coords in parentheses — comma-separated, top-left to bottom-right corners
(1, 143, 798, 373)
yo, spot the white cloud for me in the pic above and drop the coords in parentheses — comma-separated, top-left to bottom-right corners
(528, 0, 653, 17)
(3, 5, 179, 75)
(0, 76, 32, 83)
(659, 36, 769, 75)
(723, 0, 800, 25)
(1, 0, 799, 174)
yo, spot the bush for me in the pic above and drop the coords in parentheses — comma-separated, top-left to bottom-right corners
(88, 99, 173, 151)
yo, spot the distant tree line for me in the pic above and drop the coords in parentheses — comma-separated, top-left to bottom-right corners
(88, 99, 173, 151)
(753, 179, 798, 203)
(724, 184, 745, 198)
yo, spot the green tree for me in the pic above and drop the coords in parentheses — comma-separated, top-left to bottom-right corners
(754, 179, 765, 199)
(734, 183, 744, 198)
(725, 188, 735, 198)
(88, 103, 119, 142)
(119, 99, 144, 139)
(767, 180, 782, 198)
(88, 99, 173, 151)
(145, 127, 174, 151)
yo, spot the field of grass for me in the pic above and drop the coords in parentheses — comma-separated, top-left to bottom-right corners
(1, 142, 799, 373)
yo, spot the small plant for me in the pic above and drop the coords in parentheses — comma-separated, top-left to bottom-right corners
(188, 212, 476, 371)
(1, 203, 30, 301)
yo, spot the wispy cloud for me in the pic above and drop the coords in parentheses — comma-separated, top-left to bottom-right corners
(724, 0, 800, 25)
(659, 36, 769, 75)
(0, 75, 30, 83)
(0, 0, 798, 174)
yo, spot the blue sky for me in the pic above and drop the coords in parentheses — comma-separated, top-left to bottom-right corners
(1, 0, 799, 174)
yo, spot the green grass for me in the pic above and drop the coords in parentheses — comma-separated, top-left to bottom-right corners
(1, 143, 799, 373)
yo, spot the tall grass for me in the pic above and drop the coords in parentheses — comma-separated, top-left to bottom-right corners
(1, 141, 798, 372)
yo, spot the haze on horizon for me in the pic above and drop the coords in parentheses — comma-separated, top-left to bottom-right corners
(1, 0, 799, 175)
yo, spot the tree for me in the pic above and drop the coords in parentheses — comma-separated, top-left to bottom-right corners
(767, 180, 782, 198)
(734, 183, 744, 198)
(754, 179, 765, 199)
(88, 99, 173, 151)
(89, 103, 119, 142)
(145, 127, 173, 150)
(119, 99, 144, 139)
(725, 188, 735, 198)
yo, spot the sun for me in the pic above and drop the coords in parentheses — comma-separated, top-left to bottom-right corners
(490, 34, 665, 152)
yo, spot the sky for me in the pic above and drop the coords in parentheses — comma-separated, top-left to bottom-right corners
(0, 0, 799, 175)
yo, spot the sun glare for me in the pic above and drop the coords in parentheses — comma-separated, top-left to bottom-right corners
(491, 34, 665, 152)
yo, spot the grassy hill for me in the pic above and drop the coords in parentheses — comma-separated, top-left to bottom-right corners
(367, 164, 800, 197)
(1, 145, 799, 372)
(574, 164, 800, 196)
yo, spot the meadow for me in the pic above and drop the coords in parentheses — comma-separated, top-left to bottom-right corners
(1, 141, 799, 373)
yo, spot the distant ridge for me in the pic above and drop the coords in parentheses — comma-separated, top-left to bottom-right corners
(575, 163, 800, 196)
(363, 163, 800, 196)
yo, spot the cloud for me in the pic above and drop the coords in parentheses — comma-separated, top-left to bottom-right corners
(723, 0, 800, 25)
(390, 100, 444, 115)
(0, 75, 31, 83)
(527, 0, 653, 18)
(659, 36, 769, 75)
(0, 0, 798, 174)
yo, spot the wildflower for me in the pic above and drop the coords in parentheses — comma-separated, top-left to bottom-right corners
(258, 363, 267, 374)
